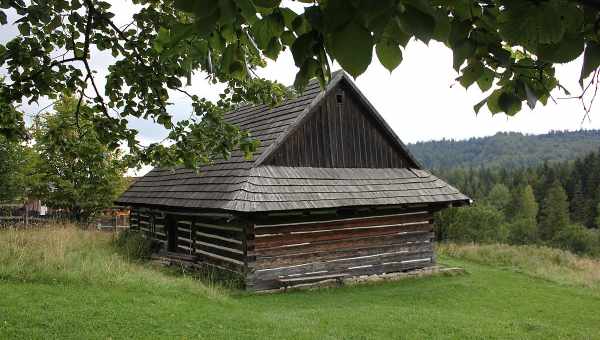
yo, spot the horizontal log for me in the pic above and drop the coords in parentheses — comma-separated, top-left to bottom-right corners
(194, 248, 245, 266)
(194, 243, 245, 262)
(194, 233, 243, 252)
(247, 257, 434, 291)
(195, 221, 243, 232)
(195, 230, 243, 245)
(255, 212, 432, 235)
(194, 239, 244, 255)
(254, 222, 432, 249)
(249, 250, 433, 281)
(195, 225, 244, 240)
(253, 241, 433, 270)
(250, 231, 433, 257)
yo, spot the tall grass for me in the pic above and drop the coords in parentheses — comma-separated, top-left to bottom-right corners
(0, 224, 227, 299)
(439, 242, 600, 289)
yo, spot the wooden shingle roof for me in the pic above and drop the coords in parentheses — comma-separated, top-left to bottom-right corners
(116, 72, 469, 212)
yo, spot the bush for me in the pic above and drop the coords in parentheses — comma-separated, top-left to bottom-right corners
(507, 218, 538, 245)
(552, 224, 600, 256)
(113, 229, 154, 260)
(447, 204, 508, 243)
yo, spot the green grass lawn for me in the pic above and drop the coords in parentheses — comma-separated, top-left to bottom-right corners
(1, 227, 600, 339)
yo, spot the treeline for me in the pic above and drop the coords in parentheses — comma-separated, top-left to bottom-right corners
(409, 130, 600, 171)
(435, 149, 600, 256)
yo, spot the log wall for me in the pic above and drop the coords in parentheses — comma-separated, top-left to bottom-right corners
(129, 207, 437, 291)
(129, 208, 246, 274)
(246, 210, 435, 291)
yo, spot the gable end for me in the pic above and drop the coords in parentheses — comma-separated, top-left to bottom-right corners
(262, 80, 418, 168)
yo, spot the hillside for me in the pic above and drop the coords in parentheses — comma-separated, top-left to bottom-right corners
(408, 130, 600, 170)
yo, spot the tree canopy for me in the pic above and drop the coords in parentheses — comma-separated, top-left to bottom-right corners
(32, 96, 127, 222)
(2, 0, 600, 168)
(0, 134, 35, 204)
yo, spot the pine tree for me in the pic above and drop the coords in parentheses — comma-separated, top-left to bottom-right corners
(595, 202, 600, 229)
(569, 180, 589, 224)
(538, 181, 570, 241)
(508, 185, 539, 244)
(485, 183, 511, 215)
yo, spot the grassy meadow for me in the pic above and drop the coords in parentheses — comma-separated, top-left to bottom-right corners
(1, 225, 600, 339)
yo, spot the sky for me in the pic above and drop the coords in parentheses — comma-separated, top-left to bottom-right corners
(2, 2, 599, 152)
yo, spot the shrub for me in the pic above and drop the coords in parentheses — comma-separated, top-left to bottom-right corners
(113, 229, 154, 260)
(447, 204, 508, 243)
(552, 224, 600, 256)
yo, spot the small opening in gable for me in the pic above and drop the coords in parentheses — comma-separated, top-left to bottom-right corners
(336, 93, 344, 104)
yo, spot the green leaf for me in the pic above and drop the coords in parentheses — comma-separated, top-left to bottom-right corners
(329, 20, 373, 77)
(294, 58, 319, 90)
(376, 39, 402, 72)
(486, 89, 503, 114)
(524, 83, 537, 110)
(291, 32, 316, 67)
(477, 68, 494, 92)
(448, 19, 470, 48)
(381, 17, 411, 47)
(459, 61, 483, 89)
(292, 15, 310, 35)
(18, 22, 30, 36)
(499, 1, 565, 50)
(195, 10, 220, 37)
(234, 0, 258, 24)
(175, 0, 218, 18)
(473, 97, 487, 114)
(498, 91, 522, 116)
(396, 5, 435, 43)
(579, 41, 600, 85)
(431, 8, 450, 43)
(322, 0, 353, 32)
(0, 10, 6, 25)
(281, 30, 295, 46)
(264, 37, 282, 60)
(537, 34, 584, 64)
(218, 0, 237, 24)
(279, 7, 298, 29)
(452, 39, 475, 71)
(252, 13, 284, 49)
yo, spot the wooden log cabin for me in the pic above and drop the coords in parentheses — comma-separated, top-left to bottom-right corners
(115, 71, 470, 291)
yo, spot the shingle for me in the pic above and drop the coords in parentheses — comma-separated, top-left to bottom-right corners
(115, 73, 470, 212)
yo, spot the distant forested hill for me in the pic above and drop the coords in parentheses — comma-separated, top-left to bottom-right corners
(408, 130, 600, 170)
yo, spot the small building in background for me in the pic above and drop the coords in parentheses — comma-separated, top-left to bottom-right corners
(116, 71, 470, 291)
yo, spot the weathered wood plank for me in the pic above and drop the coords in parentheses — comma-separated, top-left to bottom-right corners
(247, 255, 434, 291)
(255, 212, 432, 235)
(253, 241, 433, 269)
(254, 222, 432, 249)
(249, 250, 433, 281)
(250, 231, 434, 257)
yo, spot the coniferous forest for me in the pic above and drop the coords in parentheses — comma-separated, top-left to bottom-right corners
(421, 136, 600, 257)
(409, 130, 600, 171)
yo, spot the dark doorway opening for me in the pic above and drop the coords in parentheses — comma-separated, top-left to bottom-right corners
(166, 215, 177, 252)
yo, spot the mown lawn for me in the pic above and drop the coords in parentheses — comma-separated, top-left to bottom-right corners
(1, 227, 600, 339)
